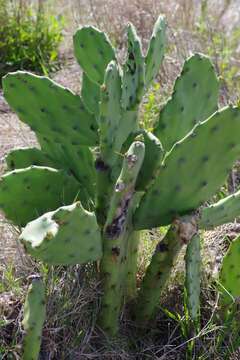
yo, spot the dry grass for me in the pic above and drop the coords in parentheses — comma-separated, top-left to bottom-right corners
(1, 0, 240, 358)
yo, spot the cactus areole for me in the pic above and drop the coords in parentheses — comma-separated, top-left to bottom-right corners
(2, 15, 240, 345)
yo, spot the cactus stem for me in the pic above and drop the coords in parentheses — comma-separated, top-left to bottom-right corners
(125, 231, 140, 300)
(98, 140, 145, 335)
(134, 214, 198, 324)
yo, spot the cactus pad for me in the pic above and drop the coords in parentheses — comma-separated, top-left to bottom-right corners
(99, 61, 122, 165)
(145, 15, 166, 88)
(37, 137, 96, 200)
(20, 202, 102, 265)
(199, 189, 240, 229)
(5, 147, 54, 170)
(81, 72, 100, 115)
(122, 23, 145, 110)
(185, 233, 201, 320)
(74, 26, 115, 85)
(3, 72, 98, 147)
(0, 166, 80, 226)
(154, 54, 219, 151)
(22, 277, 46, 360)
(136, 131, 164, 190)
(134, 106, 240, 229)
(219, 235, 240, 305)
(135, 221, 184, 323)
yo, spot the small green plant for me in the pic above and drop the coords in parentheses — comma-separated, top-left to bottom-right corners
(0, 0, 63, 80)
(2, 13, 240, 358)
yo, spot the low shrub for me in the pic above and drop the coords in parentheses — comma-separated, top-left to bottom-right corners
(0, 0, 63, 80)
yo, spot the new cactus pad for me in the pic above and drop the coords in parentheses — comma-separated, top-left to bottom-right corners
(122, 23, 145, 110)
(22, 277, 46, 360)
(219, 235, 240, 305)
(2, 14, 240, 340)
(185, 233, 201, 321)
(145, 15, 166, 88)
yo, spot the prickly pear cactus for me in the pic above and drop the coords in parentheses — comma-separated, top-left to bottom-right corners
(1, 14, 240, 339)
(185, 233, 201, 321)
(22, 277, 46, 360)
(219, 235, 240, 305)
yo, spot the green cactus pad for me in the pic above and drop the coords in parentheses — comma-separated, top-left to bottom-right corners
(81, 72, 100, 115)
(0, 166, 81, 226)
(5, 147, 54, 170)
(135, 222, 184, 323)
(136, 131, 164, 190)
(154, 54, 219, 151)
(117, 110, 139, 154)
(20, 202, 102, 265)
(219, 235, 240, 305)
(74, 26, 116, 85)
(185, 233, 201, 320)
(38, 136, 96, 201)
(99, 61, 122, 165)
(199, 189, 240, 229)
(134, 106, 240, 230)
(3, 72, 98, 147)
(145, 15, 166, 88)
(22, 277, 46, 360)
(122, 23, 145, 110)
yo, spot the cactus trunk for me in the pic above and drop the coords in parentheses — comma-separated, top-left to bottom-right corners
(99, 225, 133, 335)
(125, 231, 140, 300)
(22, 277, 46, 360)
(98, 140, 145, 335)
